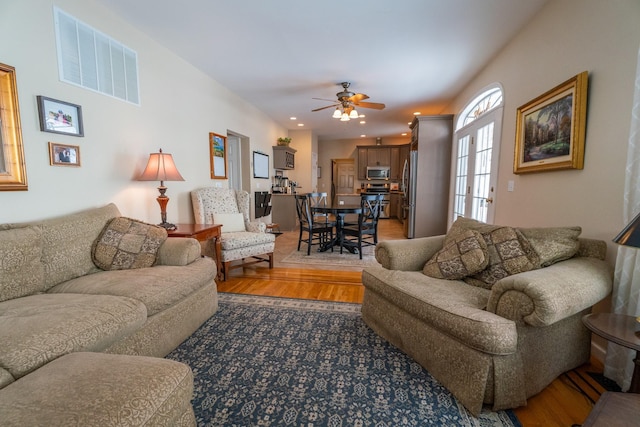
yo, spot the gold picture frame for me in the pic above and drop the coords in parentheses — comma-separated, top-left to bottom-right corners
(0, 63, 28, 190)
(514, 71, 588, 174)
(209, 132, 227, 179)
(49, 142, 81, 167)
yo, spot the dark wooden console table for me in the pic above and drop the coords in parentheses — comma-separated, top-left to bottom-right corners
(167, 223, 222, 281)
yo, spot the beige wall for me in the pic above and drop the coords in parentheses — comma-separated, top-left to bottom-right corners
(445, 0, 640, 265)
(0, 0, 286, 224)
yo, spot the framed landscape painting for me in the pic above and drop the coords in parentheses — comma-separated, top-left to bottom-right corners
(513, 71, 588, 174)
(209, 132, 227, 179)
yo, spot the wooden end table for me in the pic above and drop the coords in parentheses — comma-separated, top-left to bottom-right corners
(582, 313, 640, 393)
(167, 223, 222, 281)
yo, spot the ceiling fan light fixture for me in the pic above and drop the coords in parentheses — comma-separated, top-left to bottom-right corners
(340, 112, 350, 121)
(349, 108, 359, 119)
(332, 108, 341, 119)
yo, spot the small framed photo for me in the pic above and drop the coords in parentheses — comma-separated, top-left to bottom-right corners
(49, 142, 81, 167)
(37, 95, 84, 137)
(209, 132, 227, 179)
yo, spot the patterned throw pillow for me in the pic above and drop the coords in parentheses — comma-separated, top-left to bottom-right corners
(213, 213, 246, 233)
(423, 229, 489, 279)
(518, 226, 581, 267)
(448, 217, 540, 289)
(92, 217, 168, 270)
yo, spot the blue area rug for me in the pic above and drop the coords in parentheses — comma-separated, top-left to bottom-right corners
(167, 293, 521, 426)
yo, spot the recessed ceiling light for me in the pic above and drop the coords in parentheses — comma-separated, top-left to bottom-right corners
(360, 134, 366, 137)
(290, 117, 297, 120)
(297, 123, 304, 127)
(401, 132, 407, 136)
(407, 122, 412, 125)
(359, 120, 366, 124)
(359, 114, 365, 118)
(413, 112, 421, 115)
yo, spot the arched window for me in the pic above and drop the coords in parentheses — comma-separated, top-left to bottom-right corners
(450, 85, 504, 225)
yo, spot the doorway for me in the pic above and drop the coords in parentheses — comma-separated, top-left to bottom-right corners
(331, 159, 356, 202)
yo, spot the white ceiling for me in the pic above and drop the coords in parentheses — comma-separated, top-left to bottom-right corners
(95, 0, 548, 141)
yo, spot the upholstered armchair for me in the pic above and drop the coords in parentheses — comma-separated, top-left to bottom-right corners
(191, 187, 275, 281)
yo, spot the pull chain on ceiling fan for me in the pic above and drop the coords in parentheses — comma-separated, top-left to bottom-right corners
(312, 82, 385, 122)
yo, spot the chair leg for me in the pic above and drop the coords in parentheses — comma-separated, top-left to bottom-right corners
(358, 235, 363, 260)
(307, 230, 312, 255)
(297, 228, 303, 251)
(222, 261, 232, 281)
(268, 252, 274, 269)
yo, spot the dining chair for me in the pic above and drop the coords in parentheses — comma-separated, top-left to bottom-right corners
(340, 193, 383, 259)
(294, 194, 334, 255)
(191, 187, 275, 281)
(307, 192, 336, 226)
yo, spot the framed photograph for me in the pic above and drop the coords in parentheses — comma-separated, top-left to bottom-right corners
(514, 71, 588, 174)
(0, 62, 28, 190)
(209, 132, 227, 179)
(49, 142, 81, 167)
(253, 151, 269, 179)
(37, 96, 84, 137)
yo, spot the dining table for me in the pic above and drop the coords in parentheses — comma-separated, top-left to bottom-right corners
(312, 203, 362, 253)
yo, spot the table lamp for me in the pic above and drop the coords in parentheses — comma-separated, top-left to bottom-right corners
(138, 148, 184, 230)
(613, 212, 640, 248)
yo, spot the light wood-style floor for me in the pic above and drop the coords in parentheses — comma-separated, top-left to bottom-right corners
(218, 219, 606, 426)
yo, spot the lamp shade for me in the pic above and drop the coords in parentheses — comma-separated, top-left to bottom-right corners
(138, 149, 184, 182)
(613, 211, 640, 248)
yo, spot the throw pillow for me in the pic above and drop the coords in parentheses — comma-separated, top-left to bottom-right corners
(0, 225, 45, 302)
(423, 229, 489, 280)
(449, 218, 540, 289)
(518, 226, 581, 267)
(92, 217, 168, 270)
(213, 212, 246, 233)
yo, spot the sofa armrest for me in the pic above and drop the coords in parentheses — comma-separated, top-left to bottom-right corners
(247, 221, 266, 233)
(156, 237, 201, 266)
(487, 257, 613, 327)
(375, 235, 445, 271)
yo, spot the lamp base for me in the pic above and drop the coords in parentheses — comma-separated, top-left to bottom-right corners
(158, 221, 177, 231)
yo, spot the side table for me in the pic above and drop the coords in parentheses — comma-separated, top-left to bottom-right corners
(582, 313, 640, 393)
(167, 223, 222, 281)
(581, 391, 640, 426)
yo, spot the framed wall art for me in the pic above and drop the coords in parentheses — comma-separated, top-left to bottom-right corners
(37, 95, 84, 137)
(209, 132, 227, 179)
(253, 151, 269, 179)
(0, 62, 28, 190)
(49, 142, 81, 167)
(513, 71, 588, 174)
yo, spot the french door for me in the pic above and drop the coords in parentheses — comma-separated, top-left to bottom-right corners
(450, 108, 502, 225)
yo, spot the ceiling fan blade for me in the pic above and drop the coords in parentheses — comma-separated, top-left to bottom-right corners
(349, 93, 369, 103)
(311, 104, 339, 112)
(312, 97, 339, 102)
(354, 101, 386, 110)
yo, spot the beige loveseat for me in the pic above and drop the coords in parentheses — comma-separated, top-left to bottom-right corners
(361, 218, 612, 416)
(0, 203, 218, 425)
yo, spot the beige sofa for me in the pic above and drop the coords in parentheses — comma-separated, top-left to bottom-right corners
(0, 203, 218, 425)
(361, 219, 612, 416)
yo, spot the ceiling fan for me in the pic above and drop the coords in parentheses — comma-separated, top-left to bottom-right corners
(312, 82, 385, 120)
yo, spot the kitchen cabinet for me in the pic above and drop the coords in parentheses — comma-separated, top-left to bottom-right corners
(357, 145, 410, 180)
(273, 146, 296, 170)
(389, 192, 400, 219)
(271, 194, 298, 231)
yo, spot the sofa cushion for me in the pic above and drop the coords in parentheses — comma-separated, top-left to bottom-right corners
(0, 293, 146, 380)
(92, 217, 168, 270)
(423, 229, 488, 279)
(220, 230, 275, 251)
(0, 352, 195, 426)
(48, 258, 216, 316)
(214, 212, 246, 232)
(0, 226, 44, 302)
(8, 203, 121, 290)
(518, 226, 581, 267)
(362, 266, 517, 355)
(450, 218, 539, 289)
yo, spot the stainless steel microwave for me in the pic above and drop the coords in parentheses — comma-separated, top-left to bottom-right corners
(366, 166, 390, 180)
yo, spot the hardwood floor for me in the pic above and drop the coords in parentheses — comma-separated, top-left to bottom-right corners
(217, 218, 605, 426)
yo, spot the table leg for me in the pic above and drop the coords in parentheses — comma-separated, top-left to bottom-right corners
(214, 236, 223, 282)
(631, 352, 640, 393)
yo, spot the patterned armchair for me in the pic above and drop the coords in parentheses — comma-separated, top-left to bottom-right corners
(191, 187, 275, 281)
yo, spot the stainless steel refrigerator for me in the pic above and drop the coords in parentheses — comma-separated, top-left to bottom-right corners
(402, 115, 453, 238)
